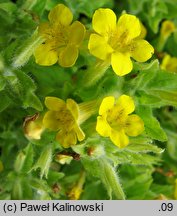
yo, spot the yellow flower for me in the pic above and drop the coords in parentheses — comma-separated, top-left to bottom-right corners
(43, 97, 85, 148)
(34, 4, 85, 67)
(96, 95, 144, 148)
(160, 20, 175, 39)
(161, 54, 177, 73)
(88, 9, 154, 76)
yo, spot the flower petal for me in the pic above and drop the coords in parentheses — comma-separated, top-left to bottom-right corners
(92, 8, 116, 36)
(48, 4, 73, 26)
(45, 97, 66, 111)
(99, 96, 115, 115)
(88, 34, 113, 60)
(43, 111, 61, 131)
(69, 21, 86, 45)
(111, 52, 133, 76)
(110, 129, 129, 148)
(130, 39, 154, 62)
(74, 125, 85, 141)
(137, 22, 147, 39)
(116, 95, 135, 114)
(38, 22, 51, 37)
(56, 130, 77, 148)
(125, 114, 144, 136)
(96, 116, 111, 137)
(58, 44, 78, 67)
(34, 43, 58, 66)
(66, 99, 79, 120)
(117, 14, 141, 41)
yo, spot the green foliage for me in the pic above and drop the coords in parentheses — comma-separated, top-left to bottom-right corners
(0, 0, 177, 201)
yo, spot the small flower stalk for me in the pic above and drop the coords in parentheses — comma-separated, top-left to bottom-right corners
(12, 31, 44, 68)
(34, 4, 86, 67)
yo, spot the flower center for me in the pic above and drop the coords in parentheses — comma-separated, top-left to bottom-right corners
(55, 109, 75, 130)
(44, 23, 69, 51)
(108, 29, 131, 52)
(106, 107, 127, 131)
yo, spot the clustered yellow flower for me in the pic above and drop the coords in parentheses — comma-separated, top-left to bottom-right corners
(88, 9, 154, 76)
(34, 4, 85, 67)
(33, 5, 148, 150)
(96, 95, 144, 148)
(161, 54, 177, 73)
(43, 97, 85, 148)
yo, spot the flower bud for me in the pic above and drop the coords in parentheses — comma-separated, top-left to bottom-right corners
(23, 113, 44, 140)
(55, 154, 73, 165)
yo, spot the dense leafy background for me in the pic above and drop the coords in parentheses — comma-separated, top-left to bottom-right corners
(0, 0, 177, 200)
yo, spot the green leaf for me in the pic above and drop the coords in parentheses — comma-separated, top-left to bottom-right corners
(119, 165, 153, 199)
(0, 91, 11, 112)
(0, 2, 17, 14)
(136, 70, 177, 107)
(144, 0, 168, 33)
(166, 130, 177, 161)
(125, 60, 159, 95)
(82, 180, 108, 200)
(12, 32, 44, 68)
(4, 69, 43, 111)
(128, 0, 148, 13)
(64, 0, 114, 18)
(47, 170, 65, 186)
(21, 144, 34, 173)
(150, 183, 174, 198)
(126, 142, 163, 154)
(18, 0, 47, 16)
(112, 151, 161, 166)
(146, 70, 177, 91)
(11, 178, 23, 200)
(136, 90, 164, 107)
(147, 90, 177, 107)
(32, 145, 53, 179)
(136, 106, 167, 141)
(82, 157, 125, 200)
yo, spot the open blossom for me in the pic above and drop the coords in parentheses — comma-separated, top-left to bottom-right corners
(43, 97, 85, 148)
(96, 95, 144, 148)
(88, 9, 154, 76)
(34, 4, 85, 67)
